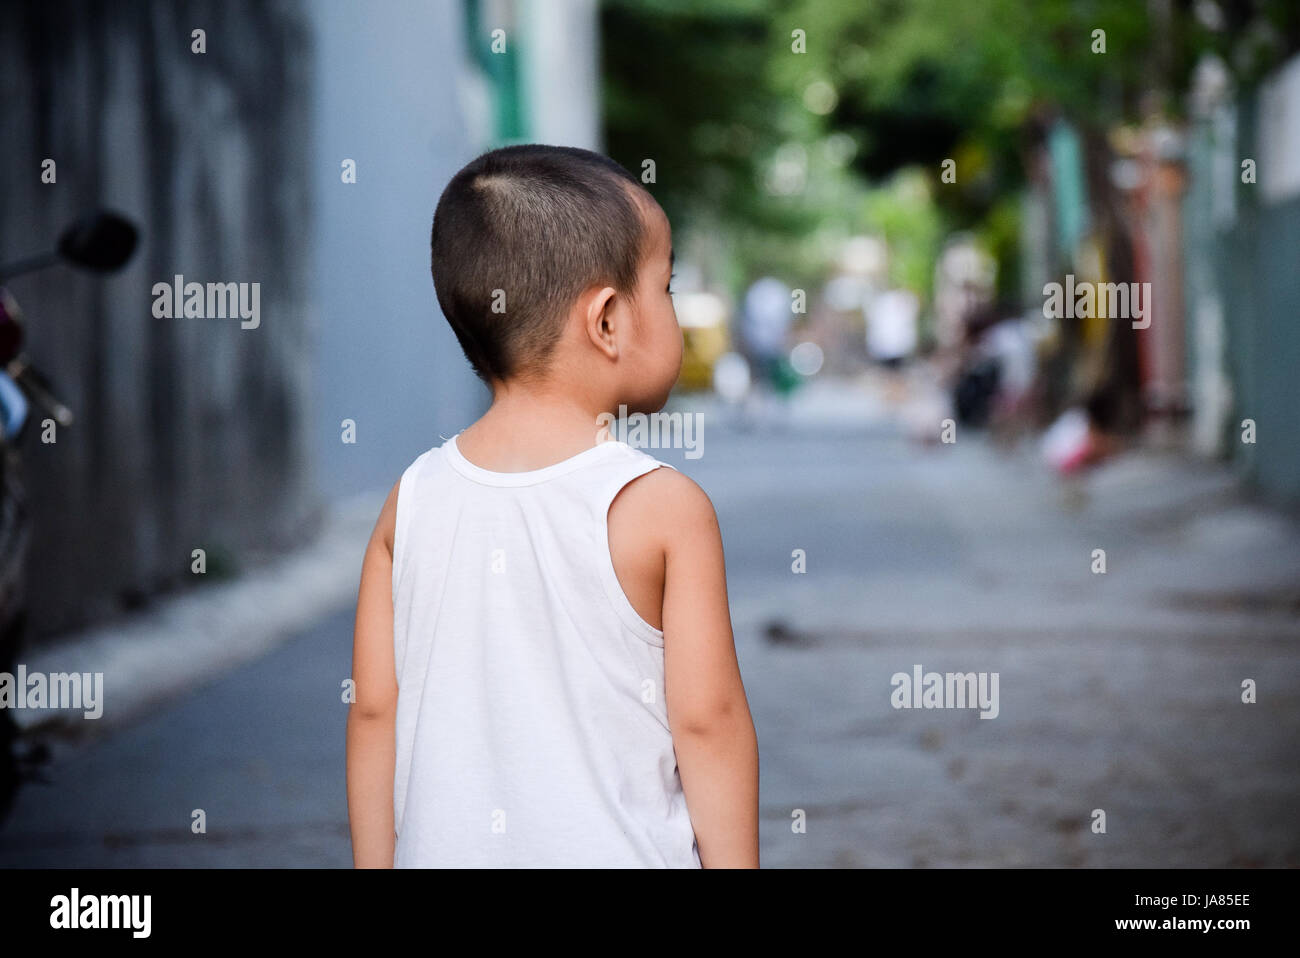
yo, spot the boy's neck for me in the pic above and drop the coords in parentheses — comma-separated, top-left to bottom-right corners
(457, 376, 618, 472)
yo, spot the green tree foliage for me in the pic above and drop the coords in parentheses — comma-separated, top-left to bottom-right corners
(601, 0, 1300, 297)
(602, 0, 795, 235)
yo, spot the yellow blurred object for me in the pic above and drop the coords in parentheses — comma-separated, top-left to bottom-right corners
(673, 291, 731, 391)
(678, 324, 729, 390)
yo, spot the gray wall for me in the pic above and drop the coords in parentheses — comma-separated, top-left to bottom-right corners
(1, 0, 317, 638)
(307, 0, 489, 499)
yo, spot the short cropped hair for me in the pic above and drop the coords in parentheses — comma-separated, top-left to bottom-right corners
(430, 144, 652, 383)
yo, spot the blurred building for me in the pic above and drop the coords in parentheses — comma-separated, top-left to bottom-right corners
(1183, 49, 1300, 506)
(1020, 48, 1300, 506)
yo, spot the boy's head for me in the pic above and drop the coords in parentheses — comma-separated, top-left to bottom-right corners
(430, 144, 681, 412)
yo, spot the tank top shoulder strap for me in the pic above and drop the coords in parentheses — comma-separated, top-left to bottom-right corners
(572, 441, 678, 520)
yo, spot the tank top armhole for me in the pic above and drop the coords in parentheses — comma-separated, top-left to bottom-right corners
(597, 454, 677, 648)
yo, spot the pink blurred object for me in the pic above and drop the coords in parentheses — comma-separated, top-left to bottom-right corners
(1041, 408, 1093, 475)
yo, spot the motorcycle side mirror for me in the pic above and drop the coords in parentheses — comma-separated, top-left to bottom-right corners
(57, 210, 139, 272)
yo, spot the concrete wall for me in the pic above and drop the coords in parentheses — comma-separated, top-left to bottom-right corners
(0, 0, 318, 639)
(306, 0, 489, 499)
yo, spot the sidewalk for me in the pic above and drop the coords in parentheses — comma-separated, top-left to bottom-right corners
(11, 492, 384, 742)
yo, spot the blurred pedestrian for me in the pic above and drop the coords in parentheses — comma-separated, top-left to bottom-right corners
(739, 276, 793, 390)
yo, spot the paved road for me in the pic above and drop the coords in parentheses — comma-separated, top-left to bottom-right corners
(1, 608, 355, 866)
(3, 380, 1298, 866)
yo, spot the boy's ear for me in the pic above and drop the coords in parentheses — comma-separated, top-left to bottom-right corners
(582, 285, 620, 361)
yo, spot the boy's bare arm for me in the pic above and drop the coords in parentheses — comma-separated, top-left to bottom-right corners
(346, 480, 401, 868)
(655, 470, 759, 868)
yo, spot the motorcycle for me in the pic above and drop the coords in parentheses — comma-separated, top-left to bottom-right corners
(0, 210, 138, 824)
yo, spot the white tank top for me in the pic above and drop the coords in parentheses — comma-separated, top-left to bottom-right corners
(390, 432, 702, 867)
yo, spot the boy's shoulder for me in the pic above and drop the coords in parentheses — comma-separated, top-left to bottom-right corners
(608, 448, 717, 529)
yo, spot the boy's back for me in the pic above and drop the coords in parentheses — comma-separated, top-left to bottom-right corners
(390, 433, 700, 867)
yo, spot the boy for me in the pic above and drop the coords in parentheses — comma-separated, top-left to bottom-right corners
(346, 144, 759, 868)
